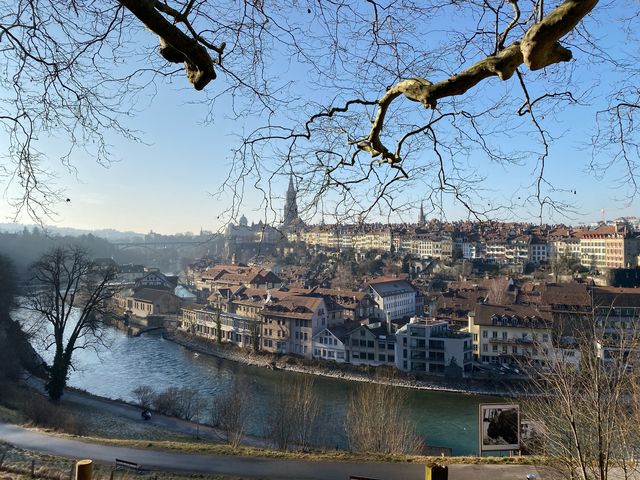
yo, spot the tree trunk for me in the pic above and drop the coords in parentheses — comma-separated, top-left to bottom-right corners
(46, 351, 71, 401)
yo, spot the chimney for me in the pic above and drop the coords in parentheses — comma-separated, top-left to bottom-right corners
(386, 311, 392, 334)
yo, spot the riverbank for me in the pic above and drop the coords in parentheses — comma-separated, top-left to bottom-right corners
(164, 329, 521, 397)
(0, 380, 542, 467)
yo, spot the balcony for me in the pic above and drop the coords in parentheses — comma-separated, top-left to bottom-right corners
(488, 337, 533, 345)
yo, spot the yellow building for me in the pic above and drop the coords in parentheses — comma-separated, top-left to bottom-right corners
(468, 304, 552, 367)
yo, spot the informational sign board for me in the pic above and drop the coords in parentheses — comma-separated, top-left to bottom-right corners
(479, 403, 520, 452)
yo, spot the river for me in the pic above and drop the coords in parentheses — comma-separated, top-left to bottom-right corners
(25, 317, 499, 455)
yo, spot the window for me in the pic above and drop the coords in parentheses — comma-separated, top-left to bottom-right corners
(492, 345, 498, 352)
(378, 354, 385, 362)
(482, 331, 488, 338)
(360, 329, 365, 336)
(502, 331, 507, 340)
(512, 346, 517, 354)
(492, 331, 497, 339)
(367, 353, 374, 360)
(367, 341, 374, 348)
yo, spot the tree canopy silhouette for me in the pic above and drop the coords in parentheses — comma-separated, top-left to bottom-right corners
(0, 0, 637, 222)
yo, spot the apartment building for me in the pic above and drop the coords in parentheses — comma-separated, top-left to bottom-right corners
(346, 322, 396, 366)
(468, 304, 552, 366)
(260, 295, 331, 357)
(528, 237, 549, 264)
(288, 287, 375, 322)
(125, 288, 182, 318)
(395, 318, 473, 376)
(579, 225, 637, 270)
(368, 278, 419, 321)
(312, 323, 358, 363)
(395, 234, 453, 260)
(180, 304, 259, 348)
(195, 264, 282, 293)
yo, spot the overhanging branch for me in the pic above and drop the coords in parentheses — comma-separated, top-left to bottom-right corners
(117, 0, 217, 90)
(361, 0, 598, 163)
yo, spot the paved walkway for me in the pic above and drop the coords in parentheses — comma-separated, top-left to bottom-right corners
(0, 422, 552, 480)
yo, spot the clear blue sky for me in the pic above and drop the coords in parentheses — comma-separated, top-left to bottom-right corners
(0, 2, 637, 234)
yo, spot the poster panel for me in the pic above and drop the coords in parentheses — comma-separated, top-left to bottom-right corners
(479, 403, 520, 452)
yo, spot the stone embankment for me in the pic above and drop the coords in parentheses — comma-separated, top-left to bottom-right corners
(164, 330, 520, 397)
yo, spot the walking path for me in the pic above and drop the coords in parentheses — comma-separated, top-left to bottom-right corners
(0, 422, 550, 480)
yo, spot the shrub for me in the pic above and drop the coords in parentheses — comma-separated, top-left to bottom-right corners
(153, 387, 181, 416)
(153, 386, 203, 420)
(23, 395, 87, 436)
(132, 385, 156, 410)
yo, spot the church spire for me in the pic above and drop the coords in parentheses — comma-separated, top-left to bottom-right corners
(418, 202, 426, 227)
(283, 173, 300, 227)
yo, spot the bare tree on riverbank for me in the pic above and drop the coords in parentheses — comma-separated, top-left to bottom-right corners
(523, 320, 640, 480)
(132, 385, 156, 410)
(266, 376, 320, 451)
(26, 246, 117, 401)
(210, 379, 251, 448)
(346, 380, 422, 455)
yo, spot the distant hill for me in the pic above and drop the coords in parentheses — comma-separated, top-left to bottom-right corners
(0, 223, 145, 242)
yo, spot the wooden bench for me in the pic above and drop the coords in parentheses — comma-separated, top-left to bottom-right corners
(115, 458, 142, 472)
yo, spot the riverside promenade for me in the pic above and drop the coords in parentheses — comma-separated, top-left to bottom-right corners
(0, 422, 553, 480)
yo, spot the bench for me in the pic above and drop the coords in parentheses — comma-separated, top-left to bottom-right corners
(115, 458, 142, 472)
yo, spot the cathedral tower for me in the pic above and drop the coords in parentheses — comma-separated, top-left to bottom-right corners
(283, 174, 300, 226)
(418, 202, 426, 227)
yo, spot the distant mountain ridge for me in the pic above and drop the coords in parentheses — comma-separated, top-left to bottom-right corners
(0, 223, 145, 241)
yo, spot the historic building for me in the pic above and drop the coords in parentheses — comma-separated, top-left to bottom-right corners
(418, 202, 426, 227)
(283, 174, 301, 227)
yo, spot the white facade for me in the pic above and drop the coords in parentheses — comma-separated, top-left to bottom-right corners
(395, 318, 473, 376)
(312, 328, 347, 362)
(369, 281, 417, 321)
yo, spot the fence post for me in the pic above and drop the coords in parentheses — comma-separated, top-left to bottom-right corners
(425, 464, 448, 480)
(30, 459, 35, 478)
(75, 459, 93, 480)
